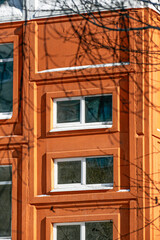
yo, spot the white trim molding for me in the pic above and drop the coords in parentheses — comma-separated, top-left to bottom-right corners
(38, 62, 129, 74)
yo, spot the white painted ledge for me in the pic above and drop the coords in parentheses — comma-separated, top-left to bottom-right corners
(50, 185, 113, 192)
(50, 124, 112, 133)
(38, 62, 129, 74)
(36, 189, 130, 196)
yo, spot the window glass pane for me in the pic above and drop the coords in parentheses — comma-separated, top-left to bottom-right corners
(0, 43, 13, 59)
(0, 184, 12, 237)
(57, 100, 80, 123)
(0, 166, 12, 182)
(58, 161, 81, 184)
(85, 96, 112, 123)
(86, 157, 113, 184)
(86, 222, 113, 240)
(0, 61, 13, 113)
(57, 225, 80, 240)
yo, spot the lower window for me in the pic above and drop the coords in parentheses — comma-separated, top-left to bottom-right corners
(0, 165, 12, 239)
(53, 221, 113, 240)
(54, 156, 113, 191)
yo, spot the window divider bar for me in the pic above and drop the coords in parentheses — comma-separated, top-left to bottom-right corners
(82, 158, 86, 185)
(81, 222, 85, 240)
(53, 224, 57, 240)
(54, 160, 58, 188)
(81, 98, 85, 124)
(53, 100, 57, 128)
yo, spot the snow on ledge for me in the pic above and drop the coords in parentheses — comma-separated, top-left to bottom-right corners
(36, 189, 130, 197)
(0, 0, 22, 22)
(38, 62, 130, 74)
(117, 189, 130, 192)
(32, 0, 160, 19)
(0, 0, 160, 22)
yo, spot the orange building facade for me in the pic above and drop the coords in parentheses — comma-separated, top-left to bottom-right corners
(0, 1, 160, 240)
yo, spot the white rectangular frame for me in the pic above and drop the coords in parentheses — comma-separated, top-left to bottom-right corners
(53, 220, 113, 240)
(52, 94, 112, 132)
(54, 156, 113, 191)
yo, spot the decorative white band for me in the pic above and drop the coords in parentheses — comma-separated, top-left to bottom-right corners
(38, 62, 130, 73)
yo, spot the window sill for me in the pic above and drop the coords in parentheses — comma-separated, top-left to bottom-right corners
(0, 112, 12, 120)
(50, 184, 113, 193)
(0, 237, 11, 240)
(50, 124, 112, 133)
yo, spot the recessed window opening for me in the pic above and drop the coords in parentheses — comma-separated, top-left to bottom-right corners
(0, 165, 12, 240)
(54, 156, 113, 190)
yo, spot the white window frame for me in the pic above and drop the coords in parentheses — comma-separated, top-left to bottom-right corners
(52, 94, 112, 132)
(0, 45, 13, 120)
(0, 165, 12, 240)
(0, 237, 11, 240)
(53, 156, 113, 192)
(53, 220, 113, 240)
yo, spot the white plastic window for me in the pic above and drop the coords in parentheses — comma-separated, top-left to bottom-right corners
(53, 95, 112, 131)
(54, 156, 113, 191)
(53, 221, 113, 240)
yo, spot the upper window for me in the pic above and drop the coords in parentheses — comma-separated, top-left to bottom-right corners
(53, 95, 112, 131)
(0, 43, 13, 119)
(0, 165, 12, 239)
(0, 0, 22, 22)
(53, 221, 113, 240)
(54, 156, 113, 191)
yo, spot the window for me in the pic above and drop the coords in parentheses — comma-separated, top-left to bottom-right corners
(53, 221, 113, 240)
(0, 43, 13, 119)
(0, 165, 12, 239)
(54, 156, 113, 190)
(0, 0, 6, 4)
(53, 95, 112, 131)
(0, 0, 22, 22)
